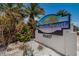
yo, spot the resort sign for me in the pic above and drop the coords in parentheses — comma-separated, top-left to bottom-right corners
(37, 14, 70, 35)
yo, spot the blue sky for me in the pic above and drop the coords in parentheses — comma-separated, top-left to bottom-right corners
(39, 3, 79, 27)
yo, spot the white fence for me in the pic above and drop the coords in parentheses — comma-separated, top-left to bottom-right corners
(34, 29, 77, 56)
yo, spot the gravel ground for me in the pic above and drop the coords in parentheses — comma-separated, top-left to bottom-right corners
(26, 41, 60, 56)
(0, 41, 60, 56)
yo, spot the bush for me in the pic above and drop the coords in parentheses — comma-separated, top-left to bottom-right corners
(16, 23, 32, 42)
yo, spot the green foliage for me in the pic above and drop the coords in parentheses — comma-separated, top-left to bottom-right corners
(78, 27, 79, 31)
(56, 9, 70, 16)
(16, 24, 32, 42)
(15, 3, 45, 42)
(0, 3, 44, 44)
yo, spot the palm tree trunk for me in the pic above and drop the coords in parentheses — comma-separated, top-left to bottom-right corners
(29, 13, 36, 38)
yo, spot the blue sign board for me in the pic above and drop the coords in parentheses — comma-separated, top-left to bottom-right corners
(37, 14, 71, 35)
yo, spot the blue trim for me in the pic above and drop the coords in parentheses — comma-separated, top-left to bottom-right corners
(37, 14, 71, 35)
(37, 14, 69, 26)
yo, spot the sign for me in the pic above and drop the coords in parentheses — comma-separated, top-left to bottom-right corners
(43, 34, 52, 38)
(37, 14, 70, 35)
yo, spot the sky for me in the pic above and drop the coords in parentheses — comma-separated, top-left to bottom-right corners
(38, 3, 79, 27)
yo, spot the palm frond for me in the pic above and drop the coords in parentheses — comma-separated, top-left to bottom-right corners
(57, 9, 70, 16)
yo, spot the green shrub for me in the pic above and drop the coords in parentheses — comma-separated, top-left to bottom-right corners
(16, 24, 32, 42)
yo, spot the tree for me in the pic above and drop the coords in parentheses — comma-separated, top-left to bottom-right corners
(0, 3, 26, 45)
(56, 9, 70, 16)
(25, 3, 45, 38)
(0, 3, 45, 46)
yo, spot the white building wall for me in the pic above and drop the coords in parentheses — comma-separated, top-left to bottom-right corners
(35, 28, 77, 56)
(63, 30, 77, 56)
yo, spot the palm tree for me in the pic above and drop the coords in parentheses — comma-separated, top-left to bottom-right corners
(0, 3, 26, 30)
(56, 9, 70, 16)
(25, 3, 45, 38)
(0, 3, 26, 45)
